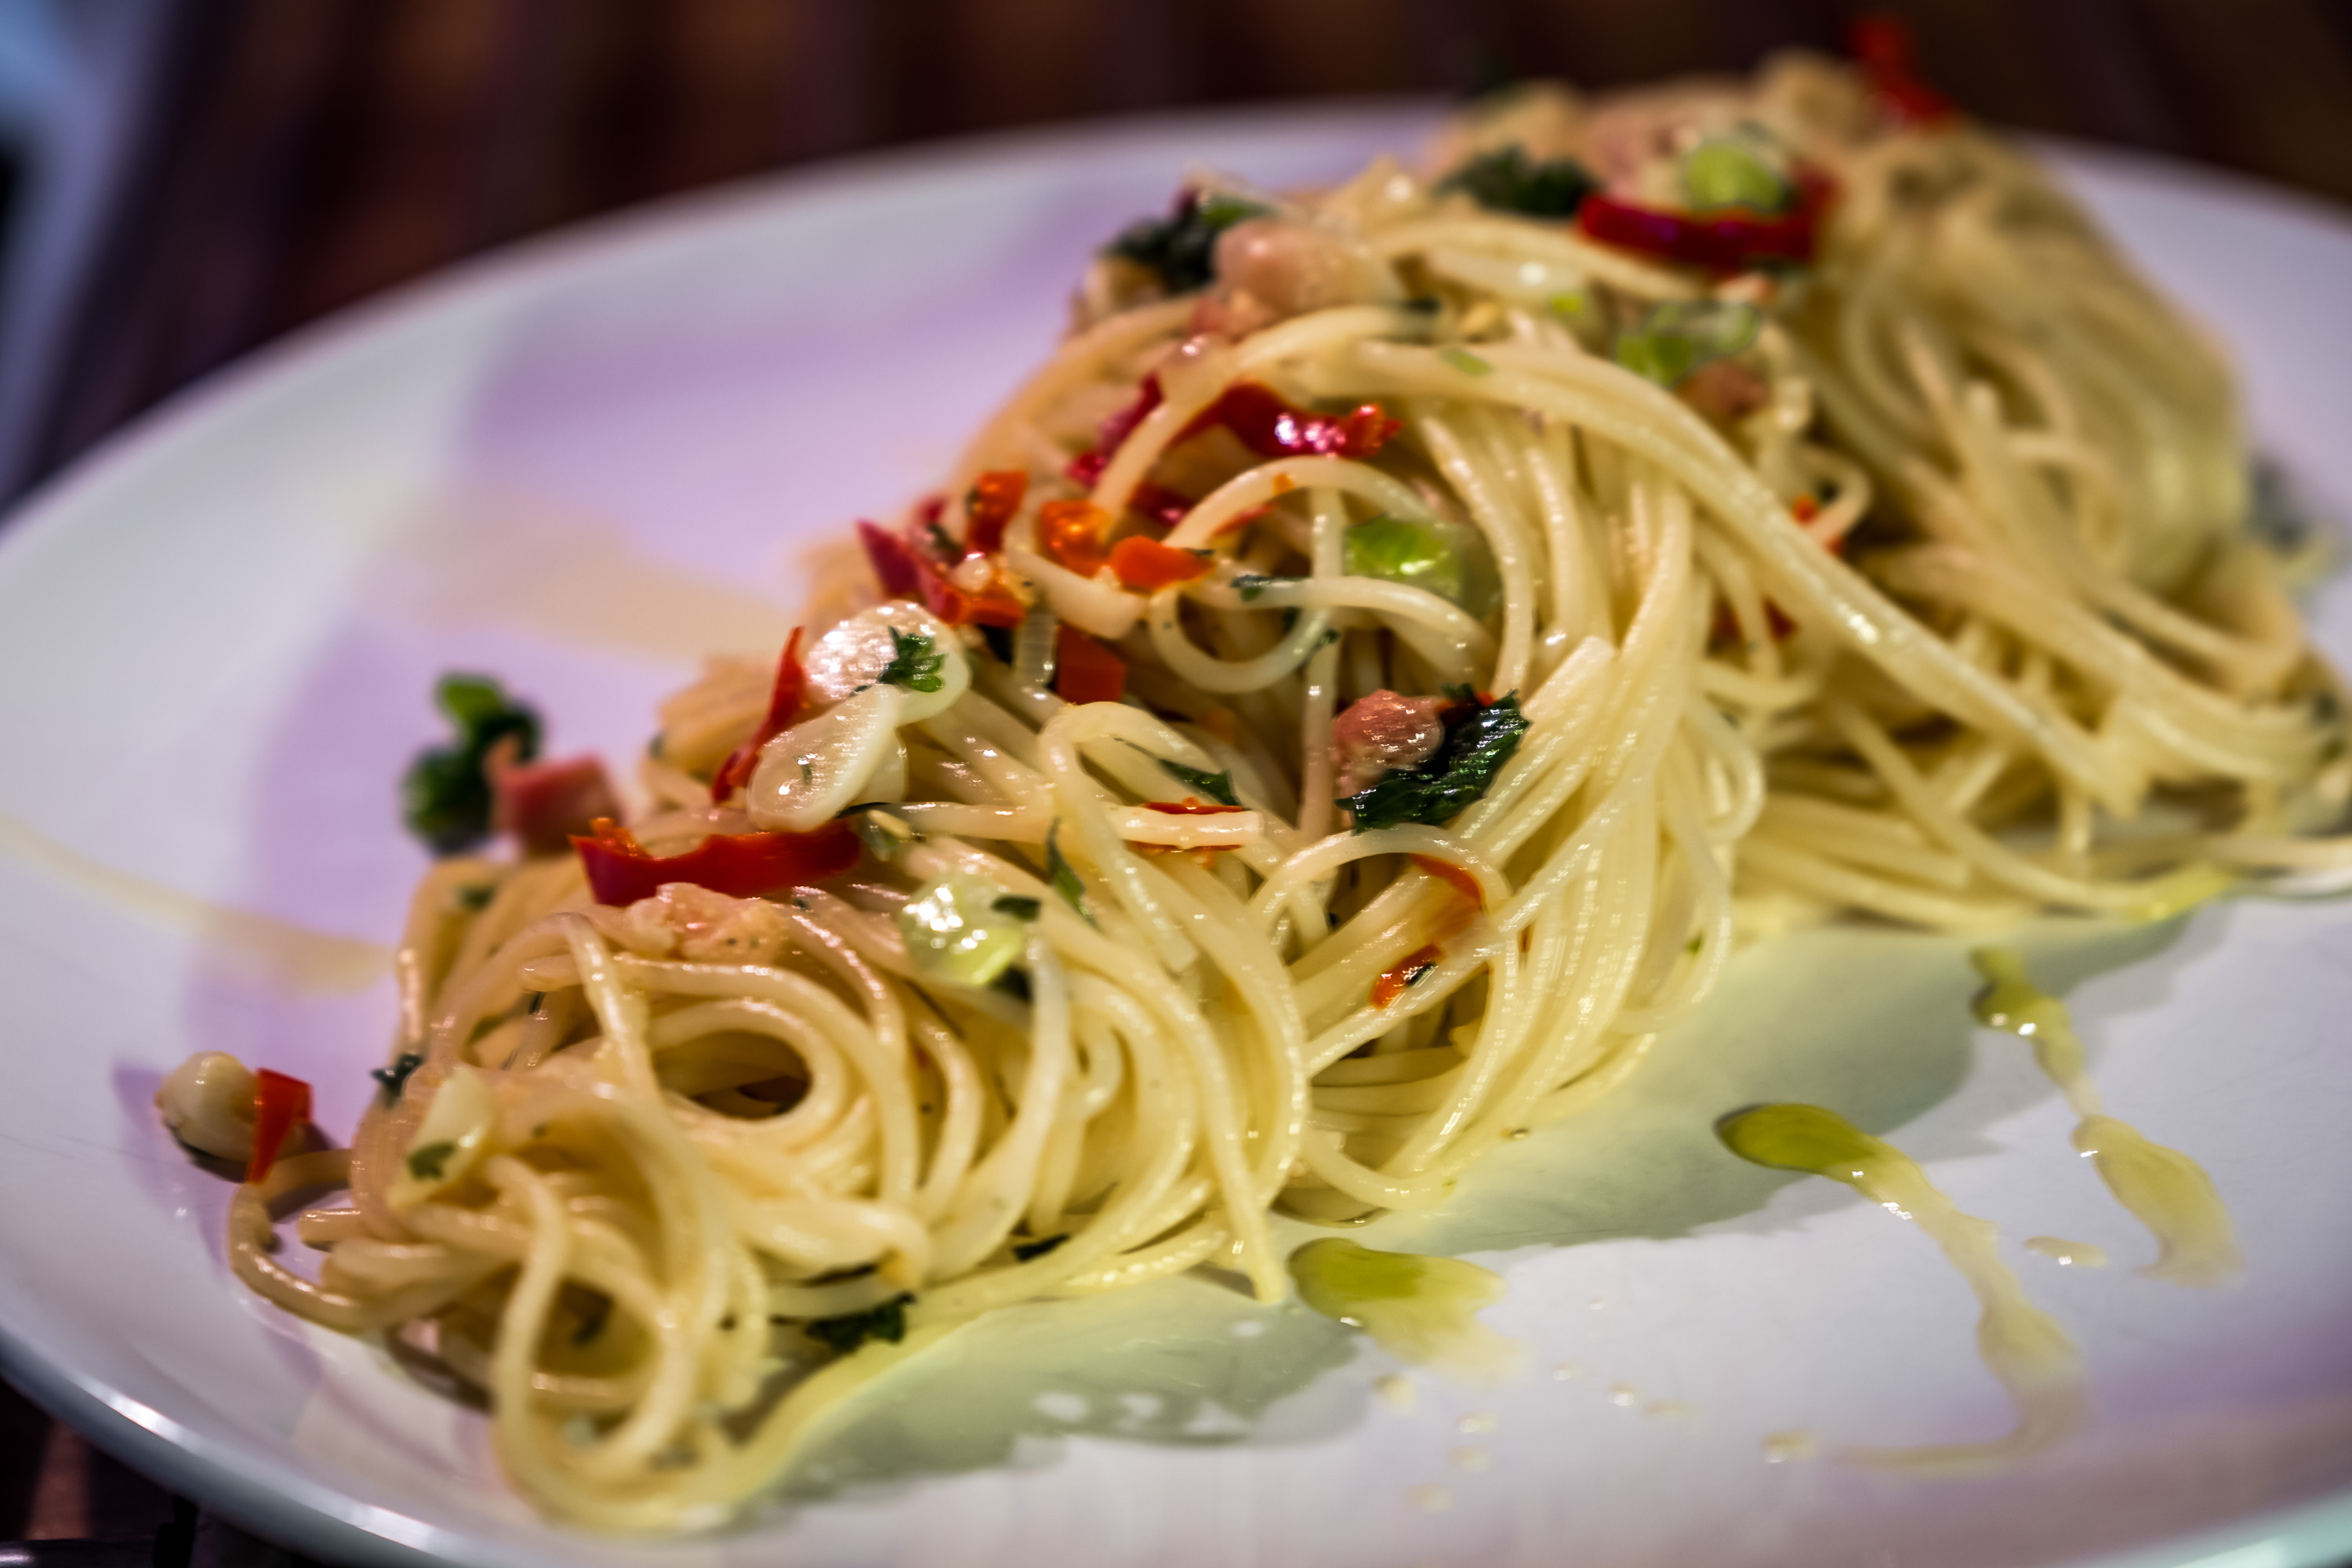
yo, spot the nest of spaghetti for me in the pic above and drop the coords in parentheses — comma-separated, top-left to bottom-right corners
(165, 53, 2348, 1531)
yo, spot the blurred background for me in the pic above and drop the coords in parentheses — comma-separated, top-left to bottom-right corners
(1, 0, 2350, 1558)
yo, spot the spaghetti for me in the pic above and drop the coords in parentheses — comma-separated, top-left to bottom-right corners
(155, 54, 2349, 1530)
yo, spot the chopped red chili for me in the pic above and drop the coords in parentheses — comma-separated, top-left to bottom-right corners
(1053, 625, 1126, 705)
(1065, 376, 1398, 495)
(1410, 854, 1485, 909)
(1142, 796, 1247, 816)
(1849, 14, 1955, 126)
(1371, 944, 1444, 1008)
(246, 1069, 313, 1185)
(1578, 173, 1832, 273)
(1110, 535, 1214, 591)
(858, 517, 1023, 628)
(711, 626, 807, 801)
(1040, 499, 1112, 577)
(1181, 383, 1399, 460)
(572, 816, 860, 907)
(965, 469, 1028, 555)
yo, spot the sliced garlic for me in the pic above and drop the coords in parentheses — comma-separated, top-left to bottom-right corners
(387, 1063, 497, 1210)
(746, 682, 906, 833)
(802, 601, 969, 723)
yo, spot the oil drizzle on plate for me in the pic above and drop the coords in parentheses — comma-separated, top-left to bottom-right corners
(1288, 1239, 1523, 1383)
(1971, 947, 2243, 1287)
(1718, 1102, 2086, 1475)
(0, 811, 388, 993)
(2023, 1236, 2108, 1269)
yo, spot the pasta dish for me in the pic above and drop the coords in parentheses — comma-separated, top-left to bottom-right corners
(151, 48, 2347, 1531)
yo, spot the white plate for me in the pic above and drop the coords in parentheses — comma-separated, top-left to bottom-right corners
(2, 103, 2351, 1568)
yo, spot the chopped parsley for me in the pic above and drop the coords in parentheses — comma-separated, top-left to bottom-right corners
(405, 1140, 457, 1182)
(1123, 743, 1239, 805)
(804, 1293, 913, 1355)
(1345, 692, 1529, 832)
(371, 1052, 426, 1105)
(1011, 1234, 1069, 1262)
(1106, 189, 1270, 294)
(879, 626, 946, 693)
(1438, 145, 1598, 219)
(455, 882, 495, 911)
(400, 674, 542, 855)
(1045, 823, 1094, 925)
(1231, 572, 1294, 603)
(1439, 347, 1494, 376)
(992, 894, 1043, 921)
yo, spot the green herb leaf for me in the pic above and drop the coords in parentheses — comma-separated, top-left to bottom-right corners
(1438, 145, 1598, 219)
(400, 673, 542, 855)
(1106, 190, 1271, 294)
(804, 1293, 913, 1355)
(1154, 756, 1239, 806)
(405, 1140, 457, 1182)
(1011, 1234, 1069, 1262)
(1344, 515, 1465, 604)
(455, 882, 495, 912)
(372, 1052, 426, 1105)
(1439, 347, 1493, 376)
(1345, 692, 1530, 832)
(880, 626, 946, 693)
(1230, 572, 1294, 603)
(1613, 299, 1761, 388)
(1045, 823, 1094, 926)
(992, 895, 1043, 921)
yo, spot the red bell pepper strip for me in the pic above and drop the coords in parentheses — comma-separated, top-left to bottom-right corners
(572, 816, 861, 907)
(1371, 944, 1443, 1008)
(1849, 14, 1955, 127)
(1040, 499, 1112, 577)
(1109, 535, 1214, 591)
(1053, 625, 1126, 705)
(1410, 854, 1486, 909)
(964, 470, 1028, 555)
(246, 1069, 313, 1185)
(711, 627, 807, 801)
(1142, 797, 1247, 816)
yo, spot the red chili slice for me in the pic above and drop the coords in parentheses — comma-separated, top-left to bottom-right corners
(1371, 944, 1443, 1008)
(1040, 499, 1112, 577)
(1181, 383, 1399, 460)
(1849, 14, 1955, 126)
(1054, 625, 1126, 705)
(1410, 854, 1486, 910)
(1110, 536, 1214, 591)
(1142, 796, 1247, 816)
(711, 626, 808, 801)
(858, 517, 1024, 628)
(965, 469, 1028, 555)
(246, 1069, 313, 1185)
(572, 816, 860, 907)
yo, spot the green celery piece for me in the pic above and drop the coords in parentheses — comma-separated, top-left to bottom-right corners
(1682, 139, 1791, 214)
(1344, 514, 1466, 604)
(897, 873, 1025, 988)
(1613, 300, 1762, 388)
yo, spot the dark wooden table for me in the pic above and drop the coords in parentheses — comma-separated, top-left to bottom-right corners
(8, 0, 2352, 1555)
